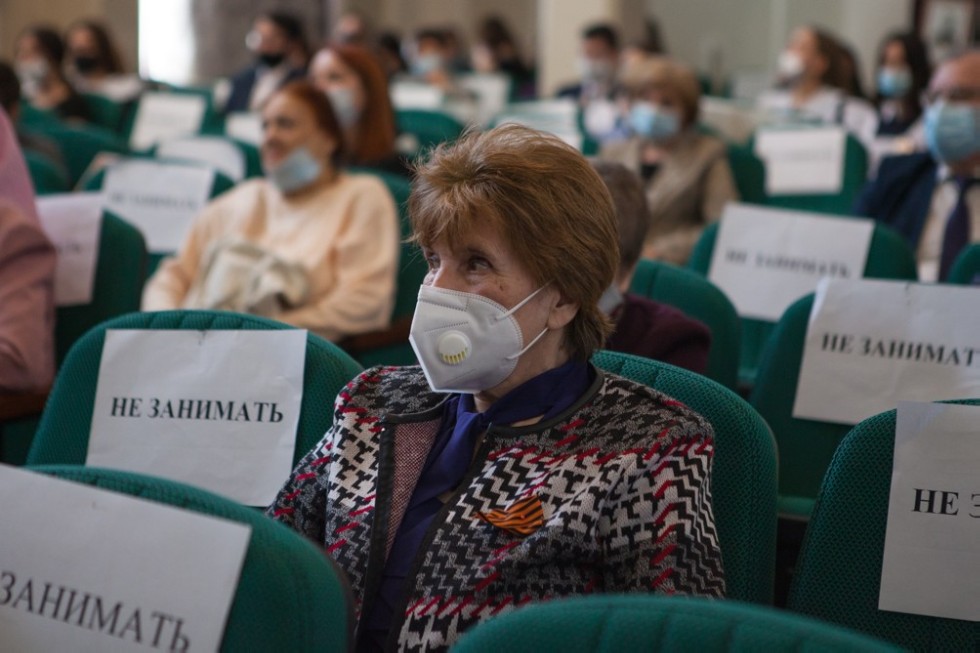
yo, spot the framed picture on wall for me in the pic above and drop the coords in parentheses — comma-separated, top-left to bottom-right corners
(914, 0, 978, 63)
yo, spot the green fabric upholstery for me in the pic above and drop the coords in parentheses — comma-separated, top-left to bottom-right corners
(757, 131, 869, 216)
(348, 167, 424, 368)
(17, 103, 62, 130)
(26, 311, 363, 474)
(592, 350, 777, 604)
(689, 222, 917, 389)
(453, 595, 899, 653)
(947, 243, 980, 284)
(30, 464, 352, 652)
(727, 144, 767, 205)
(628, 259, 741, 389)
(80, 92, 127, 133)
(23, 149, 70, 195)
(25, 123, 128, 186)
(395, 109, 465, 157)
(748, 294, 845, 519)
(55, 213, 147, 365)
(788, 404, 980, 651)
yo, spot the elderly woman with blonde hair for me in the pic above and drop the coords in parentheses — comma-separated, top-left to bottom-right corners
(269, 124, 725, 651)
(601, 56, 738, 265)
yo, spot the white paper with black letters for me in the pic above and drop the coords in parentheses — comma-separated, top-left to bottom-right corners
(0, 464, 250, 652)
(102, 160, 214, 253)
(708, 203, 873, 321)
(754, 126, 846, 195)
(879, 401, 980, 621)
(793, 279, 980, 425)
(36, 192, 103, 306)
(87, 329, 306, 505)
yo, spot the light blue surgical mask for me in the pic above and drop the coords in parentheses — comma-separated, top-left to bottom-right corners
(877, 67, 912, 98)
(629, 102, 680, 142)
(925, 100, 980, 165)
(266, 146, 323, 193)
(326, 87, 361, 129)
(412, 53, 443, 77)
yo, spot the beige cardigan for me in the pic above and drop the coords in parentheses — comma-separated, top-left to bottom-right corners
(142, 173, 399, 342)
(600, 131, 738, 265)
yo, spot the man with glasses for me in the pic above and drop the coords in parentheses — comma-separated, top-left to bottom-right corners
(855, 49, 980, 281)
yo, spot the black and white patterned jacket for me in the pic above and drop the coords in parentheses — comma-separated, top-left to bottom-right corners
(268, 365, 725, 652)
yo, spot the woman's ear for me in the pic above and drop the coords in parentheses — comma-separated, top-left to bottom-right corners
(546, 290, 580, 331)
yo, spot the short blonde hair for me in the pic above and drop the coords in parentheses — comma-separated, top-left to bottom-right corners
(410, 124, 619, 360)
(621, 55, 701, 127)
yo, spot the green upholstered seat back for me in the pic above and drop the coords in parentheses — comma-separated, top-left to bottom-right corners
(453, 595, 900, 652)
(788, 404, 980, 650)
(27, 311, 363, 470)
(30, 464, 352, 652)
(629, 259, 741, 389)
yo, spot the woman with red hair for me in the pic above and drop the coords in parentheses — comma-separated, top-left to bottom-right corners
(143, 81, 400, 342)
(309, 43, 408, 176)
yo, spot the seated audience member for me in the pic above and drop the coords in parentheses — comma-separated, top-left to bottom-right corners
(0, 62, 66, 172)
(592, 160, 712, 373)
(472, 16, 530, 80)
(142, 81, 399, 342)
(269, 124, 725, 652)
(332, 10, 372, 47)
(757, 26, 878, 150)
(601, 56, 738, 265)
(14, 25, 90, 122)
(308, 44, 407, 176)
(0, 108, 56, 393)
(407, 28, 456, 90)
(376, 32, 408, 79)
(557, 23, 623, 141)
(225, 12, 308, 113)
(64, 20, 142, 102)
(873, 32, 931, 137)
(855, 50, 980, 282)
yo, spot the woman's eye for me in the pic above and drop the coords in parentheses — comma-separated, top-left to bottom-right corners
(423, 253, 439, 270)
(467, 257, 490, 271)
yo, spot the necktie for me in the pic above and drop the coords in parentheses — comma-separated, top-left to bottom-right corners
(939, 176, 975, 281)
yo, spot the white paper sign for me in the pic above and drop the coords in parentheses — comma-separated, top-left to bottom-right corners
(224, 112, 262, 146)
(0, 464, 250, 652)
(708, 203, 874, 321)
(87, 329, 307, 505)
(36, 192, 103, 306)
(794, 279, 980, 425)
(129, 92, 207, 151)
(879, 401, 980, 622)
(754, 126, 846, 195)
(103, 160, 215, 253)
(157, 137, 246, 181)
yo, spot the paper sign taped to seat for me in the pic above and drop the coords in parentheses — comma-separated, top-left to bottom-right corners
(754, 126, 845, 195)
(88, 329, 306, 505)
(36, 192, 103, 306)
(793, 279, 980, 425)
(709, 203, 873, 321)
(129, 91, 207, 151)
(103, 160, 214, 253)
(0, 464, 250, 652)
(879, 401, 980, 622)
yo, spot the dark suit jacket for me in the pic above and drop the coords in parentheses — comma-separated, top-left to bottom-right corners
(225, 64, 306, 113)
(853, 151, 937, 249)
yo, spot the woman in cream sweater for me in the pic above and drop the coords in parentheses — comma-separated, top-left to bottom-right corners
(142, 80, 399, 342)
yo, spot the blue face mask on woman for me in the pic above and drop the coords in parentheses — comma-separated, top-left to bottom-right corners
(877, 67, 912, 98)
(628, 102, 680, 142)
(266, 146, 323, 193)
(925, 100, 980, 165)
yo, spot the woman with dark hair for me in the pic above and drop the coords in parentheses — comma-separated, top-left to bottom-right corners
(757, 26, 878, 150)
(473, 16, 530, 81)
(64, 20, 142, 101)
(143, 81, 399, 342)
(308, 43, 407, 176)
(873, 32, 932, 136)
(14, 25, 90, 122)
